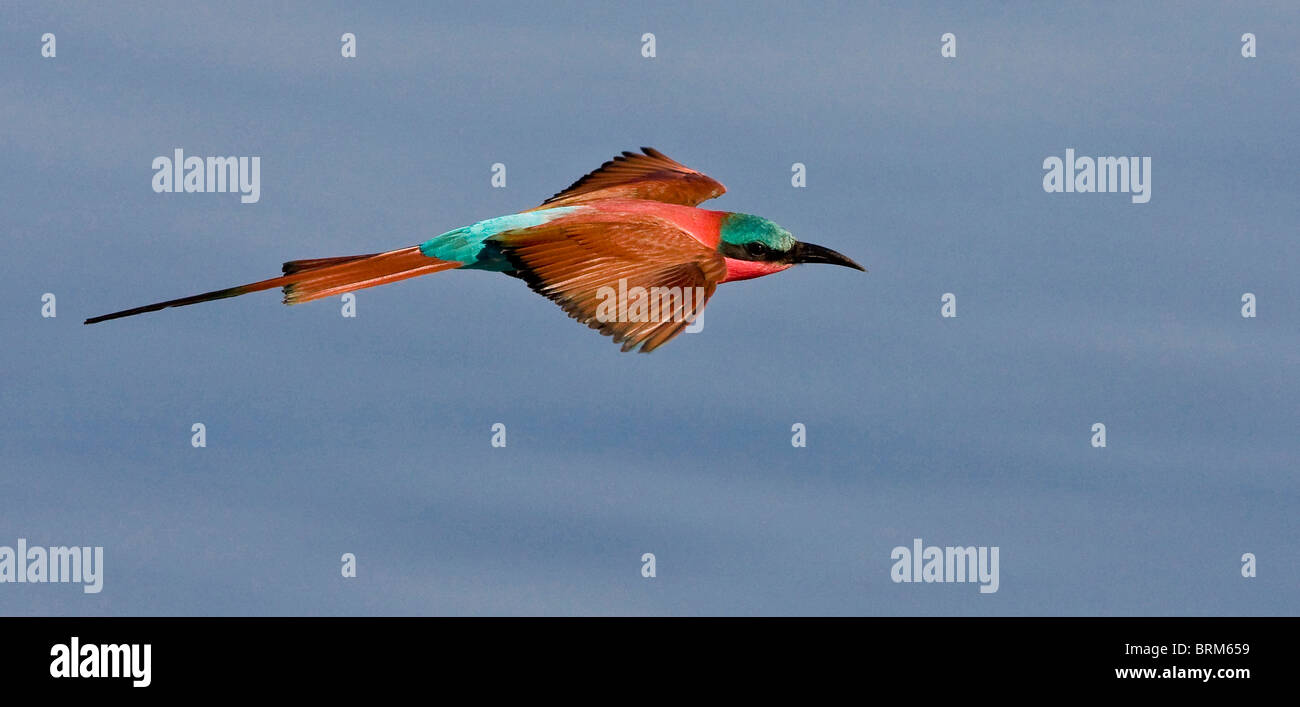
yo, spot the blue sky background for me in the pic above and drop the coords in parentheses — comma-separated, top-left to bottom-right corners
(2, 1, 1296, 615)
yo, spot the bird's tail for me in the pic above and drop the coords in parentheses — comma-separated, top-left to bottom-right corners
(84, 246, 460, 324)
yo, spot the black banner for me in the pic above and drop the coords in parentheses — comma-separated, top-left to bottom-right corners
(0, 617, 1284, 693)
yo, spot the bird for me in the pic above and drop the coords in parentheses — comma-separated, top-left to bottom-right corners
(85, 148, 865, 352)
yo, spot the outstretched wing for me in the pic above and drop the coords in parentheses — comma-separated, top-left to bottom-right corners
(494, 217, 726, 352)
(532, 147, 726, 210)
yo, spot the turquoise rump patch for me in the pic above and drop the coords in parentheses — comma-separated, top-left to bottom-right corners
(419, 207, 580, 271)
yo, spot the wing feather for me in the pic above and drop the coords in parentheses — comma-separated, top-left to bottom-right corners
(532, 147, 726, 209)
(495, 218, 725, 352)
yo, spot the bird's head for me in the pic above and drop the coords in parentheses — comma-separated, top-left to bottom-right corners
(716, 213, 866, 282)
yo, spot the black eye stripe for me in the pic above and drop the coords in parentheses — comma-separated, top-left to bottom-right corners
(719, 240, 788, 263)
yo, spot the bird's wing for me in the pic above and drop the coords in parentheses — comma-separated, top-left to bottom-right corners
(532, 147, 726, 209)
(494, 217, 727, 352)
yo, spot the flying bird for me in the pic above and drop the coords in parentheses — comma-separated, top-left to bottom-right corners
(85, 148, 865, 352)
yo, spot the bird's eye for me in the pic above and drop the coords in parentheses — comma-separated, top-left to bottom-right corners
(745, 241, 769, 257)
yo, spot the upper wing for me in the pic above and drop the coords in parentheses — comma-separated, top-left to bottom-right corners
(494, 216, 727, 352)
(532, 147, 726, 210)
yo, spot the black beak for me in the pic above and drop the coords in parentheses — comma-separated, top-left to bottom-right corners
(792, 242, 866, 272)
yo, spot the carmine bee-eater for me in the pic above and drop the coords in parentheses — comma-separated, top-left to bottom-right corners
(86, 148, 865, 351)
